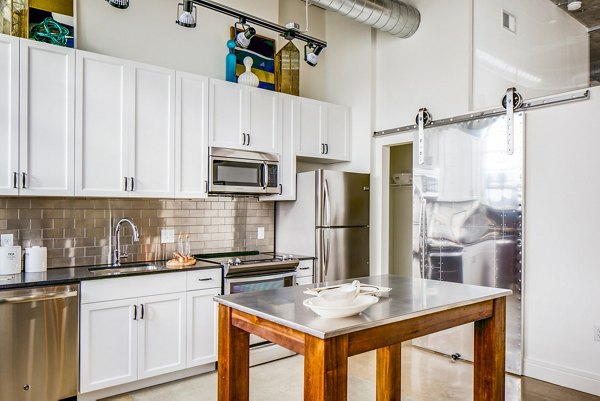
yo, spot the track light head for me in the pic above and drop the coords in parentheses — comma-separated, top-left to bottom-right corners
(304, 43, 323, 67)
(176, 0, 197, 28)
(106, 0, 129, 9)
(234, 19, 256, 48)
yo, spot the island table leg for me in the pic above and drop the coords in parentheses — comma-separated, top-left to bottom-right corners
(304, 334, 348, 401)
(473, 297, 506, 401)
(218, 304, 250, 401)
(376, 343, 402, 401)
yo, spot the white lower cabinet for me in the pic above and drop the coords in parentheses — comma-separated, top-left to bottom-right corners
(80, 270, 221, 394)
(137, 293, 187, 379)
(186, 288, 219, 367)
(80, 299, 138, 392)
(80, 292, 186, 393)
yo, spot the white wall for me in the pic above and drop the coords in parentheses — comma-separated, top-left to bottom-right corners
(522, 86, 600, 395)
(77, 0, 280, 79)
(472, 0, 589, 110)
(374, 0, 473, 132)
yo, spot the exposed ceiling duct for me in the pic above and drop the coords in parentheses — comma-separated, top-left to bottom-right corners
(309, 0, 421, 38)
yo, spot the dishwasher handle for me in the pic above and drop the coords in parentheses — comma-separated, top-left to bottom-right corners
(0, 290, 78, 304)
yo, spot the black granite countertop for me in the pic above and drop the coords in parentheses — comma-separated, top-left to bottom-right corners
(0, 259, 222, 291)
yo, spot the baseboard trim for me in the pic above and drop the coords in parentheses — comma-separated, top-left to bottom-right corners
(77, 363, 215, 401)
(524, 357, 600, 396)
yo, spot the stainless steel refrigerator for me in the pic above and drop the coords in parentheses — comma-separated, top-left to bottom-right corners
(276, 170, 370, 282)
(412, 113, 524, 375)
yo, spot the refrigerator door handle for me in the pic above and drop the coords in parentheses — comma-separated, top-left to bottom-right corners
(324, 227, 330, 279)
(324, 179, 331, 227)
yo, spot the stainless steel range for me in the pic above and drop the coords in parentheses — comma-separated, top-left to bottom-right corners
(196, 252, 299, 365)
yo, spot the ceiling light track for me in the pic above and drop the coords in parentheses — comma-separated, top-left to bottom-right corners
(185, 0, 326, 49)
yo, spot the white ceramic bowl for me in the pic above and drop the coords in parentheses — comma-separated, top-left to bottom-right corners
(317, 280, 360, 306)
(303, 295, 379, 318)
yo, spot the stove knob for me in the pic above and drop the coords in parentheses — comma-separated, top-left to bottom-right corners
(227, 259, 234, 266)
(235, 258, 242, 265)
(280, 255, 288, 261)
(288, 254, 294, 260)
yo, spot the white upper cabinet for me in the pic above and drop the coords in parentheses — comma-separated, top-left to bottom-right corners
(296, 97, 351, 162)
(297, 98, 324, 158)
(175, 72, 209, 198)
(246, 86, 279, 153)
(209, 79, 245, 149)
(76, 52, 175, 197)
(0, 34, 75, 197)
(19, 39, 75, 196)
(76, 51, 129, 196)
(0, 34, 19, 196)
(262, 93, 297, 201)
(323, 103, 350, 161)
(209, 79, 279, 154)
(129, 63, 175, 198)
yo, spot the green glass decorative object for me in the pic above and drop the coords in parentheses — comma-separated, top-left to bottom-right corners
(275, 40, 300, 96)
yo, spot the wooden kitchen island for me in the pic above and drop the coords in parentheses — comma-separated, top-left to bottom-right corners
(214, 275, 510, 401)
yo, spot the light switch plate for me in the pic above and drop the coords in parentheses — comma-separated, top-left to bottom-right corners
(257, 227, 265, 240)
(1, 234, 13, 247)
(161, 229, 175, 244)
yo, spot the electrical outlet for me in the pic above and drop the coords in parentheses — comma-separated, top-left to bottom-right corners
(161, 229, 175, 244)
(1, 234, 13, 247)
(257, 227, 265, 240)
(594, 326, 600, 342)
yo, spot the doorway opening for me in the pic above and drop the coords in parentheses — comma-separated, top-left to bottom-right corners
(388, 143, 413, 277)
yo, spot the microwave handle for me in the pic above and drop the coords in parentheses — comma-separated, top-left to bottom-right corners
(263, 162, 269, 189)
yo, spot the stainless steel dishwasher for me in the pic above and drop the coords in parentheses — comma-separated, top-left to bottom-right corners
(0, 284, 79, 401)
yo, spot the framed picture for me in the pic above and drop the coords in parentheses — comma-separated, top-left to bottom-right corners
(230, 27, 275, 91)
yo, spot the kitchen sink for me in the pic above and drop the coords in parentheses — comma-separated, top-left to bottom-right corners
(88, 263, 166, 276)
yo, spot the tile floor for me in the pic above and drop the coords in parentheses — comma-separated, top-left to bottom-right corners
(104, 344, 599, 401)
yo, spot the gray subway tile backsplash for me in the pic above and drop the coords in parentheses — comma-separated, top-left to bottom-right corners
(0, 197, 275, 269)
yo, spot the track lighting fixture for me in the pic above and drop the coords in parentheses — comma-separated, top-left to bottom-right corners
(304, 43, 323, 67)
(106, 0, 129, 9)
(234, 19, 256, 49)
(111, 0, 327, 65)
(176, 0, 197, 28)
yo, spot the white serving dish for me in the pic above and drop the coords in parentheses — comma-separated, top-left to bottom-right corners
(303, 294, 379, 318)
(316, 280, 360, 306)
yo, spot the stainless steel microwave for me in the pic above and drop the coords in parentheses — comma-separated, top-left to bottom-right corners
(208, 147, 280, 195)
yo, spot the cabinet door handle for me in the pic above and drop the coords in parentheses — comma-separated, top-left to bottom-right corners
(140, 304, 144, 319)
(204, 180, 209, 194)
(247, 134, 250, 146)
(130, 177, 135, 192)
(124, 177, 128, 192)
(13, 172, 17, 189)
(321, 144, 325, 154)
(279, 184, 282, 195)
(325, 144, 329, 154)
(198, 277, 213, 282)
(299, 267, 310, 270)
(133, 304, 138, 320)
(21, 172, 26, 189)
(242, 133, 247, 146)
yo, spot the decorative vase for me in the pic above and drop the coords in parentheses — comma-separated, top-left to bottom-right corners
(275, 41, 300, 95)
(225, 39, 237, 83)
(238, 56, 259, 88)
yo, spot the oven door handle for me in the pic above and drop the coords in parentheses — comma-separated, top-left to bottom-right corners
(225, 271, 297, 289)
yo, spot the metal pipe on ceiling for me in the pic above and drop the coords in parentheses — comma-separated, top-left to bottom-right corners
(309, 0, 421, 38)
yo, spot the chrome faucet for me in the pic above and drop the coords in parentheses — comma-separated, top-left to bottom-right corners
(111, 218, 140, 266)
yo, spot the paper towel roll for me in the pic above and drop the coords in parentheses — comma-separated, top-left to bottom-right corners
(24, 246, 47, 273)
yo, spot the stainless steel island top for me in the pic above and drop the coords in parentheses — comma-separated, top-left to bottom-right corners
(214, 274, 511, 339)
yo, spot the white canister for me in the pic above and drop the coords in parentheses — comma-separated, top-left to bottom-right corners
(0, 245, 22, 275)
(24, 246, 47, 273)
